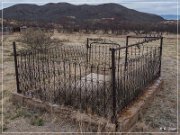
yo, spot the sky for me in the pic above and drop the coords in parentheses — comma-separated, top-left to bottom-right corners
(0, 0, 179, 15)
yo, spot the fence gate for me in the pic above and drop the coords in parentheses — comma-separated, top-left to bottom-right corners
(86, 38, 121, 65)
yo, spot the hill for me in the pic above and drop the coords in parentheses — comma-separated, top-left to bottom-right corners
(2, 3, 164, 24)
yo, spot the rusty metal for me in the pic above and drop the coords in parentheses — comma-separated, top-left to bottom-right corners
(13, 42, 21, 93)
(13, 35, 163, 125)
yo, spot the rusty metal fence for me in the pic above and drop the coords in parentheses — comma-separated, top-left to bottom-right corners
(13, 35, 163, 124)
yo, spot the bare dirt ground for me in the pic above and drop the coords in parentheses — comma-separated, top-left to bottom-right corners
(0, 32, 179, 134)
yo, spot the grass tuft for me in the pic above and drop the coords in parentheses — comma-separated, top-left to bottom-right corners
(30, 115, 44, 126)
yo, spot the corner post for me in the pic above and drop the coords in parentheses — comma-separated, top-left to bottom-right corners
(13, 42, 21, 93)
(159, 37, 163, 76)
(124, 36, 129, 71)
(110, 48, 117, 125)
(86, 38, 89, 63)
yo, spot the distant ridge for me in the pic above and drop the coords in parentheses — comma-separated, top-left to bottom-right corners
(2, 3, 164, 24)
(161, 15, 179, 20)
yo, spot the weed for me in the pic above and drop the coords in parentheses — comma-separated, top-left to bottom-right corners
(30, 115, 44, 126)
(2, 125, 8, 132)
(10, 108, 32, 120)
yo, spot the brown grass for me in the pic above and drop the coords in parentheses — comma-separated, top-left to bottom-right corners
(131, 36, 179, 132)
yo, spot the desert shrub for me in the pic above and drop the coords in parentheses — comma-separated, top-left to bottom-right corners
(20, 28, 62, 51)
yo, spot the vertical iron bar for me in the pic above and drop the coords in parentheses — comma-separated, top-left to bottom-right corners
(159, 37, 163, 76)
(84, 64, 87, 112)
(79, 63, 82, 111)
(13, 42, 21, 93)
(63, 61, 66, 104)
(103, 65, 106, 117)
(124, 36, 129, 71)
(53, 50, 56, 103)
(86, 38, 89, 63)
(110, 48, 117, 124)
(74, 63, 77, 107)
(96, 65, 99, 115)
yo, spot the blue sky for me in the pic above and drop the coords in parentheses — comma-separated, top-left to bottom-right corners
(0, 0, 179, 15)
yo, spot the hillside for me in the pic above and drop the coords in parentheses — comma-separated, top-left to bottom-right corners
(2, 3, 164, 24)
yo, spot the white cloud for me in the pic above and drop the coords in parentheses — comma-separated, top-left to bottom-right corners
(122, 2, 178, 15)
(2, 0, 178, 4)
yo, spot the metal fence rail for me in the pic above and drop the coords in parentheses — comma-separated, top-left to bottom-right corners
(13, 44, 114, 118)
(13, 35, 163, 125)
(109, 35, 163, 123)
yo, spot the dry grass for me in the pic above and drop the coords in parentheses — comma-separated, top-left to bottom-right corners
(0, 32, 179, 133)
(131, 36, 179, 132)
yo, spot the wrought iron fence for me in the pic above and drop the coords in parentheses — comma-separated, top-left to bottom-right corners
(13, 35, 163, 125)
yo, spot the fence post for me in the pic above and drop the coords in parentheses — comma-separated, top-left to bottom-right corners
(13, 42, 21, 93)
(110, 48, 117, 125)
(86, 38, 89, 63)
(124, 36, 129, 71)
(159, 37, 163, 76)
